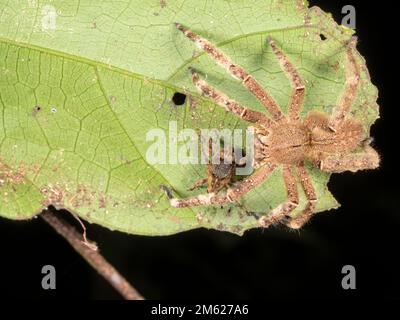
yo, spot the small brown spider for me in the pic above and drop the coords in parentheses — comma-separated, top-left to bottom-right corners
(188, 141, 245, 194)
(169, 23, 380, 229)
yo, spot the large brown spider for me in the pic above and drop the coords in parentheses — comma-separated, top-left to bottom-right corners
(169, 23, 380, 229)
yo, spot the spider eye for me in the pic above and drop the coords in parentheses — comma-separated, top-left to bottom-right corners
(172, 92, 187, 105)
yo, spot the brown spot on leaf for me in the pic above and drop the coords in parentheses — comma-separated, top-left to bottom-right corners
(231, 225, 243, 234)
(168, 215, 181, 224)
(0, 163, 25, 186)
(216, 223, 225, 231)
(329, 61, 340, 71)
(0, 161, 40, 187)
(196, 212, 204, 223)
(188, 95, 199, 110)
(99, 194, 107, 209)
(40, 182, 111, 212)
(70, 184, 96, 208)
(32, 105, 41, 116)
(41, 184, 64, 206)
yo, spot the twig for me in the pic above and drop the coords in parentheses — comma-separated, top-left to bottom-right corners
(41, 210, 144, 300)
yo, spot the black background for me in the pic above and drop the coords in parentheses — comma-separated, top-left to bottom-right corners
(1, 0, 398, 300)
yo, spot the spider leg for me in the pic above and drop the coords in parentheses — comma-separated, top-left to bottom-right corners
(268, 37, 305, 121)
(169, 164, 276, 208)
(259, 165, 299, 227)
(328, 37, 360, 131)
(191, 69, 275, 127)
(187, 178, 208, 191)
(285, 164, 317, 229)
(176, 23, 284, 122)
(320, 144, 380, 173)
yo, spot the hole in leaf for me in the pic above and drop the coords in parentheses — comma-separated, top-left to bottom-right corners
(172, 92, 187, 105)
(319, 34, 327, 41)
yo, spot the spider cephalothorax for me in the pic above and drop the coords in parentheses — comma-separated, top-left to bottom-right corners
(168, 23, 380, 229)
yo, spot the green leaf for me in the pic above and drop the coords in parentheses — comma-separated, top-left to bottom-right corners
(0, 0, 378, 235)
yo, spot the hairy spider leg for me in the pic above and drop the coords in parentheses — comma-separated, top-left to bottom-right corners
(328, 37, 360, 131)
(175, 23, 284, 122)
(169, 164, 277, 208)
(190, 69, 275, 128)
(187, 178, 208, 191)
(285, 164, 317, 229)
(259, 165, 299, 227)
(320, 144, 380, 173)
(268, 37, 306, 121)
